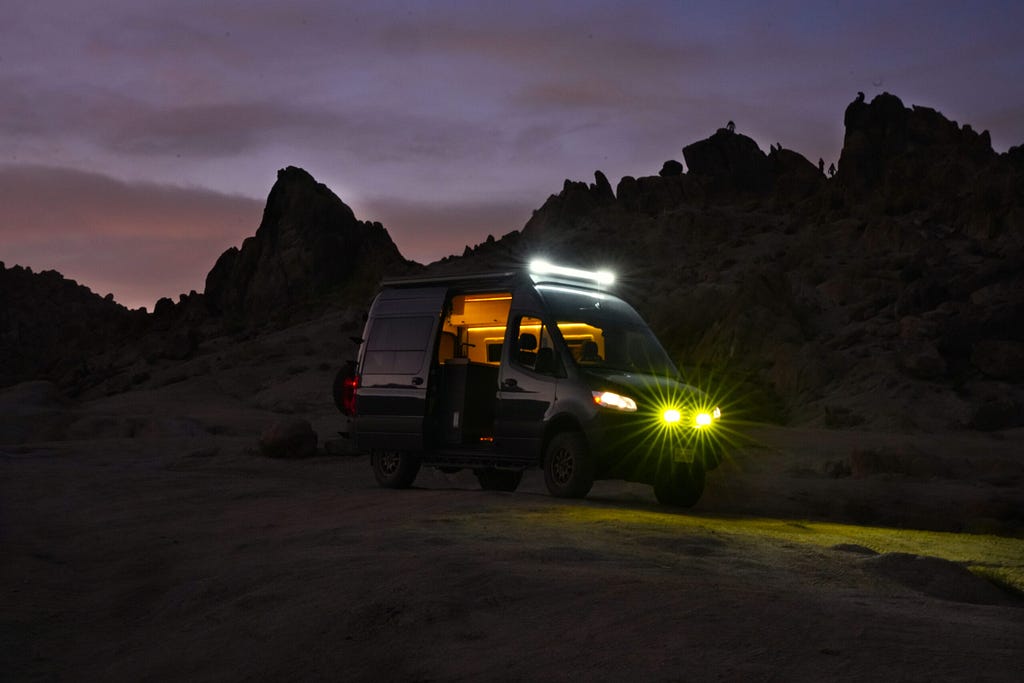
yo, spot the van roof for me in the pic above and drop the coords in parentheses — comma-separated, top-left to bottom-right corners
(380, 271, 520, 289)
(381, 268, 616, 293)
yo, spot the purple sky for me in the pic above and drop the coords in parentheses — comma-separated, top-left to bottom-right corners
(2, 0, 1023, 310)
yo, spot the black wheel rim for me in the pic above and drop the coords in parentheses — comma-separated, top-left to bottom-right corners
(552, 445, 574, 485)
(379, 452, 400, 476)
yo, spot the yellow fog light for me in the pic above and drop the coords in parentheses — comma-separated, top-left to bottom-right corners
(695, 412, 713, 427)
(662, 409, 681, 424)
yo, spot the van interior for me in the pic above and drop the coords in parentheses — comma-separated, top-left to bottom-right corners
(433, 292, 608, 448)
(439, 292, 512, 365)
(435, 292, 510, 446)
(437, 293, 607, 366)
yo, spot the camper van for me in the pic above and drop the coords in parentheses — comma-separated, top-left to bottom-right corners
(334, 261, 725, 507)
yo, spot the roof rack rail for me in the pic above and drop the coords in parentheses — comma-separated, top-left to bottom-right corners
(380, 271, 519, 288)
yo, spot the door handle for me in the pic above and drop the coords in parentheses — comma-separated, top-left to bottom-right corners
(501, 378, 518, 389)
(411, 376, 424, 386)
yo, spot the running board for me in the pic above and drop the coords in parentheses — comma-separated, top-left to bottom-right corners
(422, 448, 536, 471)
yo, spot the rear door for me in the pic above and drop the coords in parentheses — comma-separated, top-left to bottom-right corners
(356, 286, 447, 451)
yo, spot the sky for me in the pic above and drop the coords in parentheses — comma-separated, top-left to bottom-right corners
(2, 0, 1023, 311)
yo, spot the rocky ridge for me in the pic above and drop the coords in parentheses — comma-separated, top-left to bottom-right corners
(435, 93, 1024, 430)
(3, 92, 1022, 431)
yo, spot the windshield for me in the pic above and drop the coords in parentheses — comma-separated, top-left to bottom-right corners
(536, 285, 678, 376)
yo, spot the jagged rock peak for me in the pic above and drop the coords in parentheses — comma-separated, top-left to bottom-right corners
(258, 166, 357, 241)
(837, 91, 997, 191)
(204, 166, 407, 319)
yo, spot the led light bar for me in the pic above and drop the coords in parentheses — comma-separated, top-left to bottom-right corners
(529, 259, 615, 286)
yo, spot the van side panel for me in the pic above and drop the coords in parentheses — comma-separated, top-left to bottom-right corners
(355, 286, 447, 451)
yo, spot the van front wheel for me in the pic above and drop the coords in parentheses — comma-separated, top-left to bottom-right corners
(371, 450, 421, 489)
(544, 431, 594, 499)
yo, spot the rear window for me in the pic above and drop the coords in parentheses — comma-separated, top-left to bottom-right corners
(363, 316, 435, 374)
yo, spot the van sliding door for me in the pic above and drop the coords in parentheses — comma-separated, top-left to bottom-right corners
(356, 286, 447, 451)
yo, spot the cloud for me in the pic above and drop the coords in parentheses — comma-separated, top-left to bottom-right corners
(3, 0, 1023, 310)
(0, 164, 262, 309)
(357, 195, 536, 265)
(0, 164, 535, 307)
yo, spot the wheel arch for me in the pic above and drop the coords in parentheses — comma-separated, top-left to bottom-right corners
(540, 413, 586, 465)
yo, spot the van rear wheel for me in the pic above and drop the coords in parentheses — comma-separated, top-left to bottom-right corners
(475, 469, 523, 492)
(653, 461, 706, 507)
(371, 450, 421, 489)
(544, 431, 594, 498)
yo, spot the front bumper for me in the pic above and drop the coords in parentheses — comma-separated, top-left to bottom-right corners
(584, 408, 725, 484)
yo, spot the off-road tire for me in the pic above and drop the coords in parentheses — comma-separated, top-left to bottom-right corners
(543, 431, 594, 498)
(371, 450, 421, 489)
(475, 469, 523, 492)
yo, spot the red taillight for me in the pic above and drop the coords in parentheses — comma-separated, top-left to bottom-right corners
(341, 374, 359, 416)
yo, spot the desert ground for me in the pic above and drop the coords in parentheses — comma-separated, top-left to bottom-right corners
(3, 315, 1023, 681)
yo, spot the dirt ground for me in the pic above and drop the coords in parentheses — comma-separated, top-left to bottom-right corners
(2, 330, 1023, 681)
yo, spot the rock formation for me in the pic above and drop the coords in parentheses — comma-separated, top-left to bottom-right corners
(683, 127, 773, 192)
(0, 263, 147, 390)
(465, 93, 1024, 430)
(204, 166, 411, 320)
(0, 167, 412, 395)
(3, 94, 1021, 431)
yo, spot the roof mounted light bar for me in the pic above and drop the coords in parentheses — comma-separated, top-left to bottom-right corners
(528, 259, 615, 287)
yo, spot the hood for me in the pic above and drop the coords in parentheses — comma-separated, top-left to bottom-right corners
(581, 369, 710, 410)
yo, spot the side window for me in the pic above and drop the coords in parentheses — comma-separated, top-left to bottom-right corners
(363, 316, 435, 374)
(512, 316, 563, 377)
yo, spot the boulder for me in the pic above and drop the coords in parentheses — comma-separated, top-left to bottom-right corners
(659, 160, 683, 177)
(898, 339, 947, 379)
(259, 418, 319, 458)
(767, 147, 824, 201)
(972, 339, 1024, 381)
(682, 129, 771, 192)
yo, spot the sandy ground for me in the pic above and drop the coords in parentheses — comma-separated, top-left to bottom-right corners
(2, 324, 1023, 681)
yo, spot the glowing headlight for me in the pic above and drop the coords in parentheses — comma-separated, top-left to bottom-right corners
(713, 406, 721, 419)
(592, 391, 637, 412)
(695, 412, 713, 427)
(662, 409, 682, 424)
